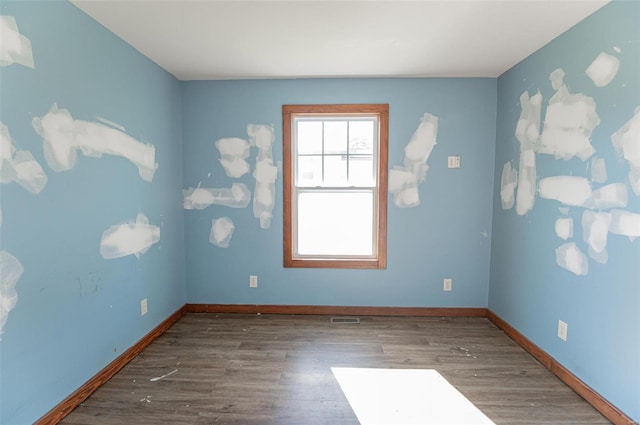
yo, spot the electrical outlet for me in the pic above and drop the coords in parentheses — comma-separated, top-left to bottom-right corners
(140, 298, 148, 316)
(443, 278, 452, 291)
(448, 156, 461, 168)
(558, 320, 568, 341)
(249, 275, 258, 288)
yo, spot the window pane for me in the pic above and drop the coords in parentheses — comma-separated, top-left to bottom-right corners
(297, 191, 374, 256)
(323, 121, 348, 154)
(297, 121, 323, 155)
(349, 155, 375, 186)
(323, 155, 348, 187)
(349, 120, 375, 155)
(297, 155, 323, 186)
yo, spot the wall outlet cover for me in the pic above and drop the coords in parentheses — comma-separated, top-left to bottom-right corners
(558, 320, 568, 341)
(443, 278, 453, 291)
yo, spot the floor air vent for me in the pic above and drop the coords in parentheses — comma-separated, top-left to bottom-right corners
(331, 317, 360, 324)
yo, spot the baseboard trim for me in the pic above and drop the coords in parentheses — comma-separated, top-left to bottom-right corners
(35, 305, 187, 425)
(33, 304, 634, 425)
(186, 303, 488, 317)
(487, 310, 635, 425)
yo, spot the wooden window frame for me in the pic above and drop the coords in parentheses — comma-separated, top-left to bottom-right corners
(283, 104, 388, 269)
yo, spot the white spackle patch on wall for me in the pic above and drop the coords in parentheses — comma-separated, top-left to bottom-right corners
(582, 210, 612, 264)
(514, 91, 541, 216)
(629, 167, 640, 197)
(555, 242, 589, 276)
(209, 217, 235, 248)
(585, 183, 628, 210)
(0, 122, 47, 194)
(590, 157, 608, 184)
(611, 108, 640, 195)
(516, 149, 537, 215)
(97, 117, 126, 132)
(0, 16, 34, 68)
(585, 52, 620, 87)
(555, 217, 573, 240)
(389, 113, 439, 208)
(248, 124, 277, 229)
(539, 72, 599, 161)
(32, 104, 158, 182)
(388, 168, 419, 208)
(500, 161, 518, 210)
(549, 68, 565, 91)
(539, 176, 592, 207)
(215, 137, 250, 178)
(0, 250, 23, 335)
(609, 209, 640, 240)
(183, 182, 251, 210)
(100, 213, 160, 259)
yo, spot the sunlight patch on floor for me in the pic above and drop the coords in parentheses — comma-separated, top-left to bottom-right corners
(331, 368, 496, 425)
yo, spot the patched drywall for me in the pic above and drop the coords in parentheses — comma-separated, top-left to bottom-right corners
(0, 122, 47, 193)
(0, 3, 185, 424)
(183, 123, 278, 248)
(249, 124, 278, 229)
(0, 251, 23, 336)
(490, 2, 640, 421)
(389, 113, 439, 208)
(100, 213, 161, 259)
(182, 77, 496, 313)
(0, 15, 34, 68)
(33, 104, 158, 182)
(500, 61, 638, 275)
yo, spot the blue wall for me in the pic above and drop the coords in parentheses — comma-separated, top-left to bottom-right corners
(0, 2, 185, 423)
(182, 78, 497, 308)
(2, 0, 637, 423)
(490, 1, 640, 421)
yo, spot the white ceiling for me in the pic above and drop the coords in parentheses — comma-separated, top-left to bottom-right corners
(70, 0, 609, 81)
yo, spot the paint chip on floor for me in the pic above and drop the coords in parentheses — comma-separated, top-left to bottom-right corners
(150, 369, 178, 382)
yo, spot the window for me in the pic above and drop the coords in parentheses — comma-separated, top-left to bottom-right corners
(283, 104, 388, 269)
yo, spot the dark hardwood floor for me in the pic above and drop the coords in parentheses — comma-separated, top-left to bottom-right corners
(61, 313, 610, 424)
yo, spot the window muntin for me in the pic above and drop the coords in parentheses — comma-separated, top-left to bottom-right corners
(294, 117, 377, 188)
(283, 104, 388, 269)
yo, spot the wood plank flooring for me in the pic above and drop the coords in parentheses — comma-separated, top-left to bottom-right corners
(61, 314, 610, 424)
